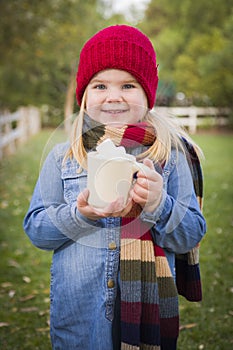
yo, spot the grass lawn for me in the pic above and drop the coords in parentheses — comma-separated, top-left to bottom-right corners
(0, 129, 232, 349)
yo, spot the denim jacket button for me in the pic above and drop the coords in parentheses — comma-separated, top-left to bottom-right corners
(108, 242, 117, 250)
(107, 279, 115, 288)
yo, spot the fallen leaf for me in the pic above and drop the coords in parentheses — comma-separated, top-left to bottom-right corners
(8, 290, 16, 298)
(36, 327, 49, 332)
(42, 288, 50, 294)
(0, 200, 9, 209)
(1, 282, 13, 288)
(19, 294, 36, 302)
(38, 310, 48, 316)
(179, 323, 197, 331)
(0, 322, 9, 327)
(14, 249, 24, 256)
(22, 276, 31, 283)
(20, 307, 39, 313)
(8, 259, 20, 268)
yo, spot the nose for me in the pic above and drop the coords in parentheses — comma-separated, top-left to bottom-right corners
(105, 87, 124, 102)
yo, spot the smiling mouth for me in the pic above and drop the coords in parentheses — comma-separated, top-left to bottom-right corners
(101, 109, 128, 114)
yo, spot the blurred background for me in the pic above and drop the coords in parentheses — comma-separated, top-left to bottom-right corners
(0, 1, 232, 349)
(1, 0, 232, 126)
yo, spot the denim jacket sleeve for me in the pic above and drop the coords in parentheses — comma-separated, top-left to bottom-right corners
(23, 143, 99, 251)
(140, 149, 206, 254)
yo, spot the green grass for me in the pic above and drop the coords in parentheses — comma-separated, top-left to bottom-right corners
(178, 133, 233, 350)
(0, 129, 66, 349)
(0, 130, 232, 349)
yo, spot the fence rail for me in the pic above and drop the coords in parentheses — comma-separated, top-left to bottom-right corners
(154, 106, 231, 133)
(0, 106, 41, 160)
(0, 105, 231, 160)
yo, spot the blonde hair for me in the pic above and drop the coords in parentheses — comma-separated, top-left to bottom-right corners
(64, 92, 203, 168)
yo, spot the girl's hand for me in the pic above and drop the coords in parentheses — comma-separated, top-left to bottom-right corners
(131, 158, 163, 213)
(77, 189, 133, 220)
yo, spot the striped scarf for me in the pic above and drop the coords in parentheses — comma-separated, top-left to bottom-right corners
(83, 116, 203, 349)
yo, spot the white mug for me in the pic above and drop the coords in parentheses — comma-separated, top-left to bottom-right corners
(87, 152, 147, 209)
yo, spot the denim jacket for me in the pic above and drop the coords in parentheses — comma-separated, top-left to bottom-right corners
(23, 142, 206, 350)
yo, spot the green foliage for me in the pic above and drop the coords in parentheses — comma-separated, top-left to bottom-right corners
(0, 0, 105, 112)
(0, 130, 233, 349)
(140, 0, 233, 106)
(173, 25, 233, 105)
(1, 0, 232, 115)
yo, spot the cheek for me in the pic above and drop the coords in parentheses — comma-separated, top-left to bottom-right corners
(131, 106, 148, 122)
(85, 90, 101, 109)
(141, 92, 148, 109)
(131, 91, 148, 110)
(86, 93, 93, 109)
(131, 93, 148, 118)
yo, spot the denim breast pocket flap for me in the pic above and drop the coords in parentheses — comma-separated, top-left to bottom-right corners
(61, 168, 87, 204)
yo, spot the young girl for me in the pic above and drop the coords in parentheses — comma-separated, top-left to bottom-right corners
(24, 25, 206, 350)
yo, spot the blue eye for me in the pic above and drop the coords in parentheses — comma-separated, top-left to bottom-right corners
(94, 84, 106, 90)
(123, 84, 135, 89)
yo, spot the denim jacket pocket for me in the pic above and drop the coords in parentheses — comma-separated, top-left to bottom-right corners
(61, 166, 87, 204)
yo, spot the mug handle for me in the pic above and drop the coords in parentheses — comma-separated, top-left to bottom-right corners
(132, 161, 149, 174)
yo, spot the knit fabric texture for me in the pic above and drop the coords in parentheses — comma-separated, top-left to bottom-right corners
(175, 138, 203, 302)
(76, 25, 158, 109)
(82, 116, 203, 349)
(120, 212, 179, 349)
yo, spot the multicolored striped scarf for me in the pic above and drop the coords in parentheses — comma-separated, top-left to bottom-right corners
(83, 116, 203, 349)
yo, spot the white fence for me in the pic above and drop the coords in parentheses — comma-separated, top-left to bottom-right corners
(154, 106, 231, 134)
(0, 105, 231, 160)
(0, 106, 41, 160)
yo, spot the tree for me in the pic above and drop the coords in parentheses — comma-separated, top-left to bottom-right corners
(0, 0, 53, 109)
(139, 0, 233, 106)
(0, 0, 104, 116)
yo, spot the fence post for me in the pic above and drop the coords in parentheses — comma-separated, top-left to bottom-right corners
(5, 114, 16, 155)
(28, 106, 41, 136)
(0, 106, 41, 160)
(189, 107, 197, 134)
(18, 107, 28, 143)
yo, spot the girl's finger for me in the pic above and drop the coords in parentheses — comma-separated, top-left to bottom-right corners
(77, 188, 89, 207)
(143, 158, 154, 170)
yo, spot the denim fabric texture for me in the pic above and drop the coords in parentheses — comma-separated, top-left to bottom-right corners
(24, 142, 206, 350)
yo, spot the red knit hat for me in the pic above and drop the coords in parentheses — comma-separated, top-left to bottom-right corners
(76, 25, 158, 109)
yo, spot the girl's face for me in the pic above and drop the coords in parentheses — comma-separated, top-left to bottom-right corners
(85, 69, 148, 126)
